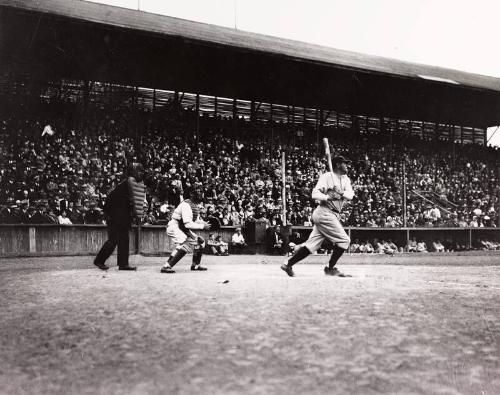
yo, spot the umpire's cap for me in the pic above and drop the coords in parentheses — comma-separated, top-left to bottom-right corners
(331, 155, 351, 165)
(127, 162, 144, 181)
(127, 162, 144, 174)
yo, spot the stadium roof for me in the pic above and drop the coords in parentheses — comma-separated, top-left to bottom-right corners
(1, 0, 499, 127)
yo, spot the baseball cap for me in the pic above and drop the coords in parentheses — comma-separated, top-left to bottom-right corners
(332, 155, 351, 165)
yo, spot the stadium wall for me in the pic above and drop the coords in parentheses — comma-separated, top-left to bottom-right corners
(0, 225, 238, 257)
(1, 225, 500, 258)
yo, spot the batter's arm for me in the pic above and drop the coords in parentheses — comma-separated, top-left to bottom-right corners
(312, 174, 337, 201)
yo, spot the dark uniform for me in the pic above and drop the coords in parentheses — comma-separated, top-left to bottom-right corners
(94, 165, 145, 271)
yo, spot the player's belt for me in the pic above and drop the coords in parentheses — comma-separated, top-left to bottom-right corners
(321, 201, 341, 214)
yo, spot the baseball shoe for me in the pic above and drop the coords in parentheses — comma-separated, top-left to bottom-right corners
(118, 265, 137, 271)
(94, 261, 109, 271)
(281, 264, 295, 277)
(191, 265, 208, 271)
(324, 267, 351, 277)
(161, 266, 176, 273)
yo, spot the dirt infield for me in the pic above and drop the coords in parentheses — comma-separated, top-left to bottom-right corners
(1, 254, 499, 394)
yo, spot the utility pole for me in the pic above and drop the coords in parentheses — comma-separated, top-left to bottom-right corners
(282, 151, 287, 226)
(498, 167, 500, 228)
(403, 161, 407, 228)
(195, 93, 200, 141)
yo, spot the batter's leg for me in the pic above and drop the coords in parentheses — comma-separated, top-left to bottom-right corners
(281, 225, 325, 277)
(328, 245, 346, 270)
(314, 217, 351, 276)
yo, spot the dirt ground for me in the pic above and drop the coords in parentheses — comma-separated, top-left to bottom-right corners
(1, 253, 499, 395)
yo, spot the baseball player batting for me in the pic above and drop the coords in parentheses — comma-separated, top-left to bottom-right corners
(161, 185, 211, 273)
(281, 141, 354, 277)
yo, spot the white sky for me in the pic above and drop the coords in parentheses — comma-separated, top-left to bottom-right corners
(86, 0, 500, 146)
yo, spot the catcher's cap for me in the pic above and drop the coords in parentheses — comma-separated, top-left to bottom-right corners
(332, 155, 351, 164)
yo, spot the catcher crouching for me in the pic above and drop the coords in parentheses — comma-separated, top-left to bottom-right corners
(161, 185, 211, 273)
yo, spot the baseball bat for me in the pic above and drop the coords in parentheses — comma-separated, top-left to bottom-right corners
(323, 138, 340, 199)
(323, 138, 334, 174)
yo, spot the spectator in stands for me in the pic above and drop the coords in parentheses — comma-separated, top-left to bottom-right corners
(416, 239, 428, 252)
(373, 238, 384, 254)
(406, 237, 417, 252)
(349, 238, 361, 253)
(381, 240, 396, 255)
(0, 202, 20, 223)
(387, 239, 400, 253)
(267, 225, 283, 255)
(207, 234, 229, 255)
(359, 240, 374, 253)
(485, 240, 500, 250)
(207, 234, 219, 255)
(483, 215, 495, 227)
(69, 204, 84, 224)
(231, 228, 247, 254)
(41, 124, 55, 137)
(18, 202, 29, 223)
(206, 206, 221, 231)
(458, 216, 468, 227)
(215, 235, 229, 256)
(1, 101, 499, 231)
(58, 210, 72, 225)
(432, 239, 445, 252)
(429, 205, 441, 221)
(229, 206, 243, 226)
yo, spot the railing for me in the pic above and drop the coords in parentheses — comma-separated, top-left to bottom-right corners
(411, 190, 453, 216)
(1, 224, 499, 257)
(429, 191, 458, 209)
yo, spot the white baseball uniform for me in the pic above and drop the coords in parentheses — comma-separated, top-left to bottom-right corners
(167, 200, 205, 250)
(304, 171, 354, 251)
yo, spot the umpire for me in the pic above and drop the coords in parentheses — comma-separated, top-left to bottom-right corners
(94, 163, 146, 271)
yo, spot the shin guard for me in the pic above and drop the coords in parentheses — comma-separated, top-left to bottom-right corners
(167, 247, 187, 268)
(192, 245, 203, 267)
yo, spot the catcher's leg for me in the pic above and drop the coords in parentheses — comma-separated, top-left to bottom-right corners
(162, 221, 190, 273)
(191, 236, 207, 271)
(161, 244, 189, 273)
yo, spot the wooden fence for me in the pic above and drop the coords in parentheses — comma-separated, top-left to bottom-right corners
(1, 224, 499, 257)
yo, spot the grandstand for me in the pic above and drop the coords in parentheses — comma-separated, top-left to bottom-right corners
(2, 2, 500, 394)
(1, 0, 500, 256)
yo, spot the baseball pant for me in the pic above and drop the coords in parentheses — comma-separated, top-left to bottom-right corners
(304, 206, 350, 252)
(94, 222, 130, 267)
(166, 219, 204, 252)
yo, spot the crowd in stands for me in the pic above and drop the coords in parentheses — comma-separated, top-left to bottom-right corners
(1, 103, 499, 237)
